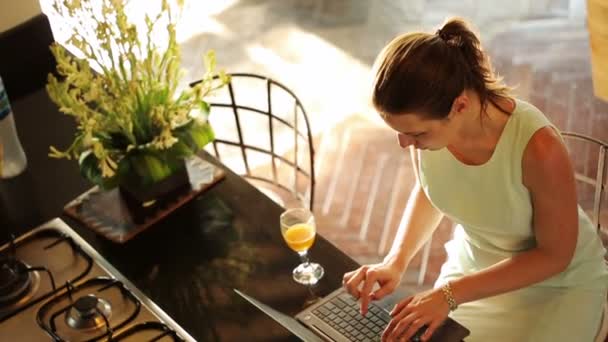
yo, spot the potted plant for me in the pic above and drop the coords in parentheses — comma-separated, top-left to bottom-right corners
(46, 0, 228, 204)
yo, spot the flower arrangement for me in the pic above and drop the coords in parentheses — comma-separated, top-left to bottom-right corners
(46, 0, 228, 191)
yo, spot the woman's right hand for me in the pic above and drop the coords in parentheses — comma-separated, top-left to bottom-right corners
(342, 259, 406, 316)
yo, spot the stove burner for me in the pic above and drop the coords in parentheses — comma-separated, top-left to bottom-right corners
(65, 294, 112, 330)
(0, 259, 32, 304)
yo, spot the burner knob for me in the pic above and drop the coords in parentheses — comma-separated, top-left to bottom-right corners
(73, 294, 99, 317)
(65, 295, 112, 330)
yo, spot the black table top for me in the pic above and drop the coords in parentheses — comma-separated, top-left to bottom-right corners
(0, 88, 359, 341)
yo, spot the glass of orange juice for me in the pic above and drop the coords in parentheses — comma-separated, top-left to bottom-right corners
(280, 208, 324, 285)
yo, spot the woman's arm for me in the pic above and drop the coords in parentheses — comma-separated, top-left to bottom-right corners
(343, 145, 444, 315)
(384, 146, 445, 272)
(450, 126, 578, 304)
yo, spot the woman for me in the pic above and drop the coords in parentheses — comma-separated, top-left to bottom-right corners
(343, 17, 608, 342)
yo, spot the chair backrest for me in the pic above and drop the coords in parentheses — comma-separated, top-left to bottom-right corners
(191, 73, 315, 210)
(561, 132, 608, 247)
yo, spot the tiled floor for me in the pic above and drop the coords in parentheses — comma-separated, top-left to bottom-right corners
(45, 0, 608, 289)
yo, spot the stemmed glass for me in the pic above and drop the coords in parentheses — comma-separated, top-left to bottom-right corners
(280, 208, 324, 285)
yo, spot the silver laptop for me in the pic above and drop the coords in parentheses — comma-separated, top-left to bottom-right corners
(235, 287, 469, 342)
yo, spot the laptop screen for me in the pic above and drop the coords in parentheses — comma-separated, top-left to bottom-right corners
(234, 289, 324, 342)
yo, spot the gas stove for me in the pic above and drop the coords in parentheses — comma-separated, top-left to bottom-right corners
(0, 218, 195, 341)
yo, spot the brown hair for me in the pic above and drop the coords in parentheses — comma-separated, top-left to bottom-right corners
(371, 17, 511, 119)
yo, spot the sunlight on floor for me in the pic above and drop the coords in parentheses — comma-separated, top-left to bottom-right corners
(39, 0, 382, 171)
(245, 27, 376, 133)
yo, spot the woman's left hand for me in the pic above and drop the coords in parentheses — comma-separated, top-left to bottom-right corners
(382, 287, 450, 341)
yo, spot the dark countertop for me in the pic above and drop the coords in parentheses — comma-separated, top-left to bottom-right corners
(0, 88, 359, 341)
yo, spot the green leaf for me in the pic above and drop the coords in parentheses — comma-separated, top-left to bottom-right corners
(78, 150, 119, 189)
(189, 122, 215, 149)
(172, 120, 214, 154)
(199, 100, 210, 116)
(168, 140, 194, 159)
(129, 153, 172, 184)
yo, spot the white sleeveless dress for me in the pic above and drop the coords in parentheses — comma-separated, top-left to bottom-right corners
(418, 99, 608, 341)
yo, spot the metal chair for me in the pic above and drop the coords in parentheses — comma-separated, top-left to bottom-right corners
(561, 132, 607, 235)
(560, 132, 608, 342)
(191, 73, 315, 210)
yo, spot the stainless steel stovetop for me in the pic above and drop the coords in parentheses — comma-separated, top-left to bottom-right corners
(0, 218, 196, 341)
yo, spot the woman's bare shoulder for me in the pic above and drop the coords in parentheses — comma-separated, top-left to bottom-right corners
(522, 126, 572, 191)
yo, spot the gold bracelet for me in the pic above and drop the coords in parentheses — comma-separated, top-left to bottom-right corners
(441, 282, 458, 312)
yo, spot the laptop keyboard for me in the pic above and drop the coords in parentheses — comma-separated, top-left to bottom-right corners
(311, 292, 424, 342)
